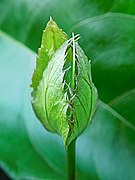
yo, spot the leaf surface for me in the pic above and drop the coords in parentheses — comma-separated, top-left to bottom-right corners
(72, 13, 135, 103)
(0, 0, 115, 51)
(0, 32, 64, 179)
(67, 43, 98, 145)
(89, 100, 135, 180)
(32, 40, 70, 143)
(31, 22, 98, 145)
(0, 0, 135, 179)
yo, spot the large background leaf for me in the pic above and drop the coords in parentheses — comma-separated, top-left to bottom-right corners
(0, 0, 115, 51)
(0, 33, 62, 179)
(0, 0, 135, 179)
(72, 13, 135, 102)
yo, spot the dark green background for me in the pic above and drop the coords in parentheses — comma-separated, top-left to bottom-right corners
(0, 0, 135, 179)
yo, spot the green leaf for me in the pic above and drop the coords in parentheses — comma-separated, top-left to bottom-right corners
(31, 17, 68, 92)
(31, 19, 70, 143)
(32, 39, 70, 143)
(31, 19, 98, 145)
(0, 0, 115, 51)
(72, 13, 135, 103)
(0, 32, 63, 179)
(1, 0, 135, 53)
(67, 43, 98, 145)
(89, 100, 135, 180)
(111, 0, 135, 15)
(109, 89, 135, 126)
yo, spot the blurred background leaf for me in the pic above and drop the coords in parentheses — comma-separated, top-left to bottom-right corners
(0, 0, 135, 179)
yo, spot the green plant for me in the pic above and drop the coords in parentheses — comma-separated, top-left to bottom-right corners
(31, 18, 98, 179)
(0, 0, 135, 179)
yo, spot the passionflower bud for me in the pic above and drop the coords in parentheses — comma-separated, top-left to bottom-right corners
(31, 18, 98, 146)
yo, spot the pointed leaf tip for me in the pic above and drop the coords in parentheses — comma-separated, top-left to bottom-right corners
(47, 16, 57, 27)
(49, 16, 53, 21)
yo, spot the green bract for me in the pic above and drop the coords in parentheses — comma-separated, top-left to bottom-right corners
(31, 18, 98, 146)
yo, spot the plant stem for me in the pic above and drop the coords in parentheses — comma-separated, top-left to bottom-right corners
(66, 140, 76, 180)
